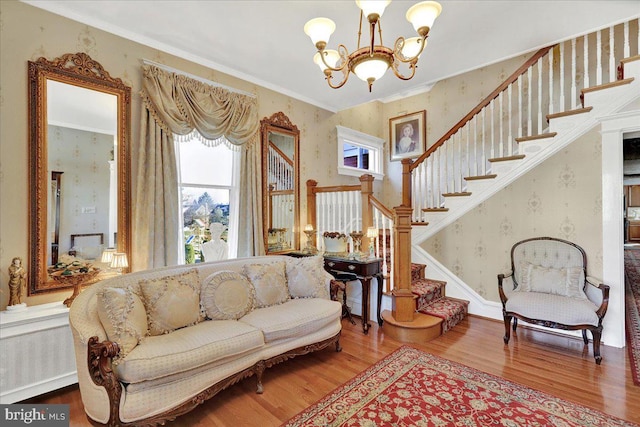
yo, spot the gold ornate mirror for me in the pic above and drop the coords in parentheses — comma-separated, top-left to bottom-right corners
(28, 52, 131, 294)
(260, 112, 300, 254)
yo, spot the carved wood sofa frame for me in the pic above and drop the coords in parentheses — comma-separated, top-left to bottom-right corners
(87, 333, 341, 427)
(498, 237, 610, 364)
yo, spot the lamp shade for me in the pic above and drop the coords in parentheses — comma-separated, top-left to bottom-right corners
(304, 17, 336, 47)
(366, 227, 379, 239)
(355, 0, 391, 19)
(100, 248, 116, 264)
(353, 57, 389, 82)
(313, 50, 340, 71)
(110, 253, 129, 269)
(400, 37, 425, 59)
(406, 1, 442, 34)
(304, 224, 314, 232)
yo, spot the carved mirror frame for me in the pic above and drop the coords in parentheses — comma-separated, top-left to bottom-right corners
(28, 52, 131, 294)
(260, 112, 300, 254)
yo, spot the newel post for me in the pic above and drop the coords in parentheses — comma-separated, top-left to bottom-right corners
(392, 205, 415, 322)
(401, 159, 413, 207)
(306, 179, 318, 247)
(360, 174, 374, 246)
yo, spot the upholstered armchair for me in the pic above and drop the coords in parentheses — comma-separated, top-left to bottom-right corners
(498, 237, 610, 364)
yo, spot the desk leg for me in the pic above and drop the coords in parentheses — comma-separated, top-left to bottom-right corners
(361, 278, 371, 334)
(375, 273, 384, 326)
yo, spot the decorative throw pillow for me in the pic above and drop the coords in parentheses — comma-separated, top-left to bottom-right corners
(201, 271, 256, 320)
(139, 269, 202, 335)
(242, 261, 289, 308)
(97, 287, 148, 359)
(517, 262, 587, 299)
(285, 255, 329, 299)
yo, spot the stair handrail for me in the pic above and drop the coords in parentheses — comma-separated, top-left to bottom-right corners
(369, 195, 394, 219)
(408, 45, 554, 174)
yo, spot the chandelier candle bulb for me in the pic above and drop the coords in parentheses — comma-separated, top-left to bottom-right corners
(304, 0, 442, 92)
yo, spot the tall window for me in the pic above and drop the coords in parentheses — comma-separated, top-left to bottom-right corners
(175, 136, 240, 263)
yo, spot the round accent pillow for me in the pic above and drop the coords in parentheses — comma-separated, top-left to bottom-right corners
(201, 271, 256, 320)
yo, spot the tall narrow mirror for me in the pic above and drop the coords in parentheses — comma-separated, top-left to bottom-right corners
(261, 112, 300, 254)
(28, 53, 131, 294)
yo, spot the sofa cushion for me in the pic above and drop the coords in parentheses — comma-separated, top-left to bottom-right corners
(243, 261, 289, 308)
(201, 271, 256, 320)
(239, 298, 341, 343)
(506, 292, 599, 327)
(115, 319, 264, 384)
(285, 255, 329, 299)
(97, 287, 148, 359)
(139, 269, 203, 335)
(517, 262, 587, 299)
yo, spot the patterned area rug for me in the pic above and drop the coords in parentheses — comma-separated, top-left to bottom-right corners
(624, 249, 640, 386)
(282, 346, 637, 427)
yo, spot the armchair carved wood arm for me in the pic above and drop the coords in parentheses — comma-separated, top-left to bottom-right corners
(497, 237, 610, 364)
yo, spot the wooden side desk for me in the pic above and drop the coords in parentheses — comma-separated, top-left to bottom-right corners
(323, 255, 383, 334)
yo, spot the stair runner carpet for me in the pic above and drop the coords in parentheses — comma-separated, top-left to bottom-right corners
(412, 277, 469, 334)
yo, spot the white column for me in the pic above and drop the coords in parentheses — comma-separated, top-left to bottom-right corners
(600, 110, 640, 348)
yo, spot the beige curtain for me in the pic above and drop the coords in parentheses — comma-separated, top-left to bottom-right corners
(134, 65, 263, 270)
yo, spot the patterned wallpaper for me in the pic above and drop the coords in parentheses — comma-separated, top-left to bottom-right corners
(48, 125, 114, 255)
(0, 1, 366, 308)
(0, 1, 606, 310)
(380, 54, 531, 209)
(422, 128, 604, 302)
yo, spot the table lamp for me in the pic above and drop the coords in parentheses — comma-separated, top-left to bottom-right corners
(366, 227, 378, 258)
(101, 248, 116, 264)
(110, 253, 129, 274)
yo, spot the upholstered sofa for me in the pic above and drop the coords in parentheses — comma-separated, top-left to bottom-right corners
(498, 237, 609, 364)
(69, 255, 342, 426)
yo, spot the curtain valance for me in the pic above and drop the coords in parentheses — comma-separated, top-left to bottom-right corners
(140, 65, 259, 147)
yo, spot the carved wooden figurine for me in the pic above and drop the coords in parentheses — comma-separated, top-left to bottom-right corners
(8, 257, 27, 306)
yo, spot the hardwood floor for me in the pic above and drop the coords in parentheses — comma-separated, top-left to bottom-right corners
(26, 315, 640, 426)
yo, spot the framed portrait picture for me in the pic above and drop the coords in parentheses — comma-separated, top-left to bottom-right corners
(389, 110, 426, 161)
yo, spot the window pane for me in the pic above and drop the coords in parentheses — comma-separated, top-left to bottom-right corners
(181, 187, 230, 263)
(343, 142, 369, 169)
(179, 142, 233, 186)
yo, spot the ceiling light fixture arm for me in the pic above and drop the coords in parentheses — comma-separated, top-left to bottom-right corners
(321, 45, 351, 89)
(317, 44, 350, 73)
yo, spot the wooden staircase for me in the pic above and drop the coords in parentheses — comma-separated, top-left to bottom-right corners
(385, 18, 640, 338)
(380, 236, 469, 342)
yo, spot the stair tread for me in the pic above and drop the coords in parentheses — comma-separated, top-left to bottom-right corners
(464, 174, 497, 181)
(488, 154, 526, 162)
(418, 297, 470, 334)
(422, 207, 449, 212)
(442, 192, 472, 197)
(515, 132, 557, 143)
(546, 106, 593, 121)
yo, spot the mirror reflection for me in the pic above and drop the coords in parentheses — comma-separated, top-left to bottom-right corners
(28, 52, 131, 294)
(47, 80, 118, 264)
(261, 112, 300, 254)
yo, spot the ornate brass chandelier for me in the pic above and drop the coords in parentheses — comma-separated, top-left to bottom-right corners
(304, 0, 442, 92)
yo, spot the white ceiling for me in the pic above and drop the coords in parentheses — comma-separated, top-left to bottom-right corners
(24, 0, 640, 112)
(47, 80, 117, 135)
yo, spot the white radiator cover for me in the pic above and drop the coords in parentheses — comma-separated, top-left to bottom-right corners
(0, 302, 77, 403)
